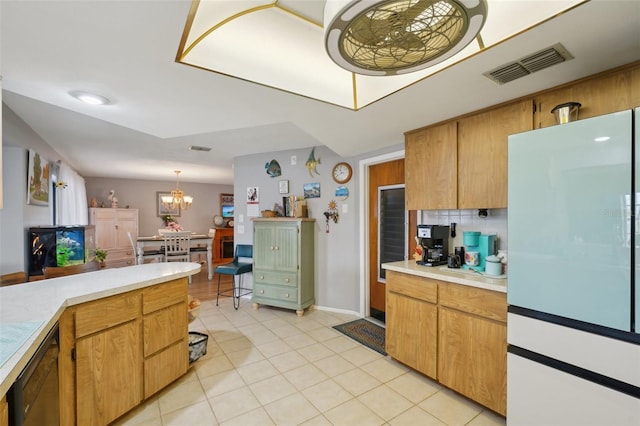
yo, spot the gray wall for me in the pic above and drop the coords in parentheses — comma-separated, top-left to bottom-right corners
(233, 145, 359, 312)
(1, 105, 61, 275)
(85, 177, 233, 237)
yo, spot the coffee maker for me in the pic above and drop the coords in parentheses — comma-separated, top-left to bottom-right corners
(417, 225, 449, 266)
(463, 233, 497, 272)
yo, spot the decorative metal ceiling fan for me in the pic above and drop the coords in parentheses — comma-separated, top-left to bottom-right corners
(324, 0, 487, 76)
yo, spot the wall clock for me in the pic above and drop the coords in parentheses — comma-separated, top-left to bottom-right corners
(332, 162, 352, 184)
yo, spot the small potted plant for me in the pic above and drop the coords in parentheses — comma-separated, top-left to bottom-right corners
(95, 248, 108, 268)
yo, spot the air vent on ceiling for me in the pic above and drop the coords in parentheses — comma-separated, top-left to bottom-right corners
(189, 145, 211, 152)
(484, 43, 573, 85)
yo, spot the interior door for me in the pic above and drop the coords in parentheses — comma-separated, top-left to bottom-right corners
(368, 159, 405, 321)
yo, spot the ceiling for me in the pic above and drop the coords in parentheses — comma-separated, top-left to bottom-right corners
(2, 0, 639, 185)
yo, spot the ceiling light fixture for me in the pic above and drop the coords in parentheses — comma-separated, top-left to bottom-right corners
(324, 0, 488, 76)
(70, 90, 111, 105)
(162, 170, 193, 211)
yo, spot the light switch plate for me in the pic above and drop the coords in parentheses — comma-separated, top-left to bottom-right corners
(342, 203, 349, 213)
(237, 225, 244, 234)
(291, 155, 297, 165)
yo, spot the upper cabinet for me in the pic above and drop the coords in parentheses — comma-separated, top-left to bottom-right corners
(535, 64, 640, 129)
(406, 100, 533, 210)
(405, 121, 458, 210)
(457, 99, 533, 209)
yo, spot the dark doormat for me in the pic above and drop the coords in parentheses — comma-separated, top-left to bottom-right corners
(333, 319, 387, 356)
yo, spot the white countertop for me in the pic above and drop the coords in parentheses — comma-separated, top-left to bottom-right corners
(382, 260, 507, 293)
(0, 262, 201, 396)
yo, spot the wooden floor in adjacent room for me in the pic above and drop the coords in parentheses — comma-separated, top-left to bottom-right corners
(188, 266, 234, 302)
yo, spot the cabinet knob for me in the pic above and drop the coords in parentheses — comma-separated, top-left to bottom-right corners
(260, 289, 264, 294)
(275, 246, 279, 251)
(270, 246, 275, 251)
(285, 278, 289, 283)
(285, 293, 289, 298)
(260, 275, 264, 280)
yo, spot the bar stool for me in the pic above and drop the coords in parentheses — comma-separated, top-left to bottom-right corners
(215, 244, 253, 310)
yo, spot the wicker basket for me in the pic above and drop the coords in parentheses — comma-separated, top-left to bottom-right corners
(188, 332, 208, 363)
(261, 210, 277, 217)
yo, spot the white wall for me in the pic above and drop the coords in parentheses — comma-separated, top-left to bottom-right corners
(85, 177, 233, 237)
(233, 145, 359, 312)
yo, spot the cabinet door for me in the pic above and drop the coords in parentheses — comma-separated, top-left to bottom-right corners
(273, 223, 299, 272)
(253, 223, 275, 270)
(405, 121, 457, 210)
(386, 291, 438, 379)
(438, 307, 506, 415)
(76, 319, 142, 425)
(115, 210, 138, 250)
(457, 99, 533, 209)
(91, 209, 117, 251)
(535, 66, 640, 129)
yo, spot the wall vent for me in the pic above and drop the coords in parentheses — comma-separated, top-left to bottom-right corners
(484, 43, 573, 85)
(189, 145, 212, 152)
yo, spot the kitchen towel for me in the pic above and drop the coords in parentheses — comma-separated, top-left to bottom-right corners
(0, 320, 44, 368)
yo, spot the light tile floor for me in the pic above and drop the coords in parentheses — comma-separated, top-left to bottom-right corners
(114, 297, 506, 426)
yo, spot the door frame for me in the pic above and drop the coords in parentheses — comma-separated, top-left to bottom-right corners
(358, 149, 405, 317)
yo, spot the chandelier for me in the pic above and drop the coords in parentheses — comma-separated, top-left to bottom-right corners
(162, 170, 193, 210)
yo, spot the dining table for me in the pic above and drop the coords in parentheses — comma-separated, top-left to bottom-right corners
(136, 234, 213, 280)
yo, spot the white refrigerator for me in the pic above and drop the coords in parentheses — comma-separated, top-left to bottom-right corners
(507, 109, 640, 424)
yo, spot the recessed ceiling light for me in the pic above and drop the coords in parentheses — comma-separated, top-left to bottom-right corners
(70, 90, 111, 105)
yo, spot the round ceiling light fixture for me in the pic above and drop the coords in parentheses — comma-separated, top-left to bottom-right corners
(324, 0, 487, 76)
(69, 90, 111, 105)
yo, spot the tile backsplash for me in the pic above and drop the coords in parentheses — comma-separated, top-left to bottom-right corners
(419, 208, 508, 251)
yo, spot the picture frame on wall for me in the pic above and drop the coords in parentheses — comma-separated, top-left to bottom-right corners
(279, 179, 289, 194)
(157, 191, 181, 217)
(27, 149, 50, 206)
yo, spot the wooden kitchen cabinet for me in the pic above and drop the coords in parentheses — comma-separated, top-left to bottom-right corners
(385, 271, 438, 379)
(74, 292, 142, 425)
(142, 279, 188, 398)
(252, 218, 315, 316)
(437, 282, 507, 415)
(534, 63, 640, 129)
(457, 99, 533, 209)
(0, 395, 7, 426)
(405, 121, 457, 210)
(89, 208, 139, 268)
(58, 278, 189, 426)
(385, 271, 507, 415)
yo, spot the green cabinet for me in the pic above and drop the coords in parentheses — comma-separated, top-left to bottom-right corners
(252, 218, 315, 316)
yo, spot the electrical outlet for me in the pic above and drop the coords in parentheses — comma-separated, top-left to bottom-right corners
(342, 203, 348, 213)
(291, 155, 297, 165)
(238, 214, 244, 223)
(237, 225, 244, 234)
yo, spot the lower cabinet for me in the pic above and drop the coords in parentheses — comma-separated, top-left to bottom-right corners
(0, 395, 8, 426)
(59, 278, 189, 426)
(385, 271, 507, 416)
(385, 271, 438, 379)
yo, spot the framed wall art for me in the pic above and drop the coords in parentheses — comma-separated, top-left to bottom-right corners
(279, 180, 289, 194)
(27, 149, 50, 206)
(303, 182, 320, 199)
(157, 191, 181, 217)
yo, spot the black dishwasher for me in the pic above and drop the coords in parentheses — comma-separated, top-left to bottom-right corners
(8, 323, 59, 426)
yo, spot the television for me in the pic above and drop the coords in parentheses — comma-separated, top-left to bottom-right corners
(221, 205, 234, 218)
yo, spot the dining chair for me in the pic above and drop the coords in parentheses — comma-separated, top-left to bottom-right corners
(190, 229, 214, 265)
(215, 244, 253, 310)
(162, 231, 192, 263)
(127, 231, 164, 265)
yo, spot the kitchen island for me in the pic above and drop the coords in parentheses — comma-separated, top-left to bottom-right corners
(382, 260, 507, 415)
(0, 262, 200, 425)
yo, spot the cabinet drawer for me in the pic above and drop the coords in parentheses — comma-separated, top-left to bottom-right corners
(75, 292, 140, 338)
(108, 248, 136, 261)
(143, 302, 187, 356)
(439, 282, 506, 322)
(105, 258, 135, 269)
(386, 271, 438, 303)
(144, 339, 188, 399)
(254, 270, 298, 287)
(254, 283, 298, 302)
(142, 279, 188, 314)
